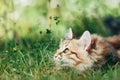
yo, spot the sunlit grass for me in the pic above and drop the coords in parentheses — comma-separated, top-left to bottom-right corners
(0, 39, 120, 80)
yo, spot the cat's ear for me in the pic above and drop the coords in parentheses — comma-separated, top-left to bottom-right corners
(79, 31, 91, 50)
(65, 28, 73, 39)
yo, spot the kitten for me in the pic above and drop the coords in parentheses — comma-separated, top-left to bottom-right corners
(54, 28, 120, 72)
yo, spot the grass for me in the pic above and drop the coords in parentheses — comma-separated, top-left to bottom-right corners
(0, 39, 120, 80)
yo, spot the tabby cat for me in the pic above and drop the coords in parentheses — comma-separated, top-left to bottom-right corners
(54, 28, 120, 72)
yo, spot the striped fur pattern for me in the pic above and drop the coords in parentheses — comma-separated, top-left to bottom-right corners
(54, 28, 120, 72)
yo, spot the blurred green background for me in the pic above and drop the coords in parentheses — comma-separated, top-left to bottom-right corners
(0, 0, 120, 43)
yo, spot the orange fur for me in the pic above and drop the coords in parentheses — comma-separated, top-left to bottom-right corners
(54, 28, 120, 72)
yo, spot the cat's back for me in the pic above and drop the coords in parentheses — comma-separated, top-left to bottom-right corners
(90, 34, 120, 62)
(105, 35, 120, 49)
(105, 35, 120, 59)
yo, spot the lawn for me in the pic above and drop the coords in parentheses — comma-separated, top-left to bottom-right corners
(0, 39, 120, 80)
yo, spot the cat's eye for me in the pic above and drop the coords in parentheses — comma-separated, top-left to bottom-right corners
(63, 48, 69, 53)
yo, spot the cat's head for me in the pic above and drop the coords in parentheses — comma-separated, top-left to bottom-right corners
(54, 28, 93, 71)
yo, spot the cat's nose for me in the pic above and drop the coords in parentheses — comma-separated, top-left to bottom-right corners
(54, 55, 58, 60)
(55, 56, 57, 58)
